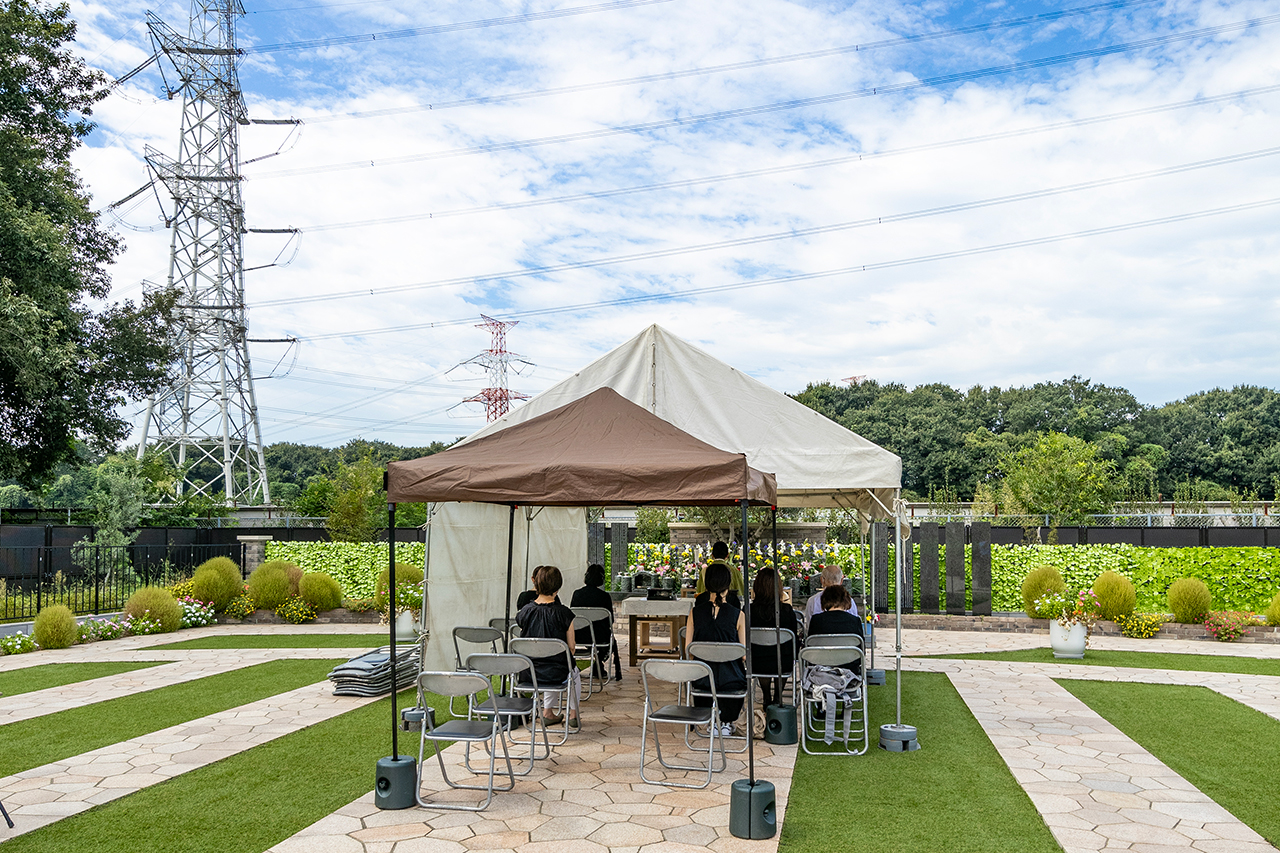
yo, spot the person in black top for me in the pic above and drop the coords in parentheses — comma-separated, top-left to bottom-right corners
(749, 568, 797, 707)
(808, 584, 863, 676)
(516, 565, 581, 728)
(570, 564, 618, 681)
(685, 562, 747, 736)
(517, 565, 559, 611)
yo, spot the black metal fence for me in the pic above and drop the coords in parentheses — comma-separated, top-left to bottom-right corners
(0, 543, 245, 622)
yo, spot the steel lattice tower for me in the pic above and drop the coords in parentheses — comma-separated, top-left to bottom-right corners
(136, 0, 270, 505)
(462, 315, 530, 422)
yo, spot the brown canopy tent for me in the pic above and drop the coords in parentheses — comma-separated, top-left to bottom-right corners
(381, 387, 777, 796)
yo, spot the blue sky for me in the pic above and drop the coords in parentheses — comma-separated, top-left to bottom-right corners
(68, 0, 1280, 447)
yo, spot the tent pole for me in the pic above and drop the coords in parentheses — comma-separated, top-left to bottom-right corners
(877, 490, 919, 752)
(504, 504, 517, 652)
(771, 507, 782, 703)
(389, 502, 399, 759)
(741, 499, 755, 785)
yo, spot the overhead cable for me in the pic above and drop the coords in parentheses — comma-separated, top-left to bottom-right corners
(254, 143, 1280, 307)
(251, 14, 1280, 180)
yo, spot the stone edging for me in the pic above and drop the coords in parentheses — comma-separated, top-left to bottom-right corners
(877, 612, 1280, 645)
(218, 608, 382, 625)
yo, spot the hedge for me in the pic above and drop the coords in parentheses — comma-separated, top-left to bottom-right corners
(263, 543, 425, 598)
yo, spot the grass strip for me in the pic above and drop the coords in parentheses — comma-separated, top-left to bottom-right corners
(1061, 680, 1280, 847)
(0, 662, 163, 698)
(0, 659, 340, 777)
(779, 671, 1059, 853)
(923, 647, 1280, 676)
(148, 633, 387, 649)
(1, 688, 448, 853)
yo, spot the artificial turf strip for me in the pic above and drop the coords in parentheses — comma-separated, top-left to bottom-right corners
(0, 689, 448, 853)
(0, 661, 164, 698)
(0, 659, 341, 778)
(778, 671, 1059, 853)
(1060, 680, 1280, 847)
(148, 633, 388, 649)
(923, 647, 1280, 676)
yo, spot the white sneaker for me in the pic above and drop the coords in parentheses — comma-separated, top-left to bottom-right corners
(720, 723, 734, 738)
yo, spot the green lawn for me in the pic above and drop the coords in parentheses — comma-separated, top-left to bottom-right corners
(148, 633, 388, 649)
(0, 662, 164, 697)
(779, 672, 1059, 853)
(0, 659, 341, 777)
(1062, 680, 1280, 847)
(0, 689, 450, 853)
(923, 647, 1280, 676)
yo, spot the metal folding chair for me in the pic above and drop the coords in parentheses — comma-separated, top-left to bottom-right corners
(509, 637, 579, 745)
(750, 626, 798, 705)
(639, 659, 726, 788)
(798, 646, 868, 756)
(684, 641, 749, 754)
(450, 626, 503, 716)
(806, 633, 863, 649)
(416, 671, 515, 811)
(465, 653, 550, 774)
(571, 606, 614, 695)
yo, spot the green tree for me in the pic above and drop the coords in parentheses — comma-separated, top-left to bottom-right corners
(326, 456, 384, 542)
(634, 506, 671, 543)
(1000, 433, 1118, 531)
(0, 1, 177, 485)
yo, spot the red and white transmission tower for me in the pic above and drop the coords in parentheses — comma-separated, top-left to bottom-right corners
(461, 315, 531, 421)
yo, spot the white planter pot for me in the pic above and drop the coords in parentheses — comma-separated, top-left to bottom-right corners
(395, 610, 418, 642)
(1049, 621, 1088, 659)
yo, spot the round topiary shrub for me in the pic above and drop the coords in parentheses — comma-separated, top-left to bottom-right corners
(247, 563, 292, 611)
(124, 586, 183, 633)
(190, 557, 244, 611)
(1265, 592, 1280, 627)
(375, 563, 424, 612)
(1167, 577, 1212, 624)
(33, 604, 78, 649)
(1021, 565, 1067, 618)
(299, 572, 343, 612)
(1092, 571, 1137, 622)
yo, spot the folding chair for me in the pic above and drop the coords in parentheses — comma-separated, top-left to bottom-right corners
(509, 637, 579, 746)
(449, 626, 503, 716)
(639, 659, 726, 788)
(806, 633, 863, 649)
(684, 641, 749, 754)
(750, 626, 798, 705)
(798, 646, 868, 756)
(571, 606, 614, 695)
(416, 671, 515, 811)
(465, 653, 550, 774)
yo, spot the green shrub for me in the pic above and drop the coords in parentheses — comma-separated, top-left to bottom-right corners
(33, 604, 78, 649)
(1021, 565, 1066, 617)
(1168, 577, 1212, 624)
(123, 586, 183, 633)
(224, 593, 256, 620)
(247, 563, 292, 610)
(1116, 612, 1165, 638)
(1092, 570, 1137, 621)
(191, 558, 244, 611)
(299, 572, 343, 612)
(1267, 593, 1280, 627)
(276, 595, 317, 624)
(374, 563, 424, 612)
(263, 541, 426, 598)
(284, 564, 303, 596)
(342, 597, 375, 613)
(169, 578, 196, 599)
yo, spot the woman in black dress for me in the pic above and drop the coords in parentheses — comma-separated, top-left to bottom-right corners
(750, 568, 797, 707)
(684, 562, 747, 736)
(570, 563, 616, 680)
(516, 565, 581, 728)
(808, 584, 863, 676)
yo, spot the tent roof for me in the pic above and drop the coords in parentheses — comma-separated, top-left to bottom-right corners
(459, 325, 901, 513)
(387, 387, 776, 506)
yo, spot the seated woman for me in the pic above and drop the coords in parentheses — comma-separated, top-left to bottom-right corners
(807, 584, 863, 676)
(685, 562, 747, 736)
(803, 565, 858, 634)
(517, 565, 559, 611)
(515, 565, 581, 729)
(570, 563, 616, 679)
(749, 568, 797, 708)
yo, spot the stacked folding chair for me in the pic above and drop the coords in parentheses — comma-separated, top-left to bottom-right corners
(328, 646, 420, 696)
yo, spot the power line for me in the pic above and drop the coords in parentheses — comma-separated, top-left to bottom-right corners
(251, 14, 1280, 180)
(292, 84, 1280, 233)
(298, 0, 1161, 123)
(254, 143, 1280, 308)
(243, 0, 678, 53)
(292, 195, 1280, 342)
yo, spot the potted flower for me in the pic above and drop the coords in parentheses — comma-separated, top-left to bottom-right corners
(1035, 589, 1100, 659)
(394, 580, 425, 641)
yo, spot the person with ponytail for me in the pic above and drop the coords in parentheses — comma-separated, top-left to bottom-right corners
(684, 562, 747, 736)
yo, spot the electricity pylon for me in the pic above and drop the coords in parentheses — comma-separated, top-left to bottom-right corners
(136, 0, 270, 505)
(461, 315, 531, 422)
